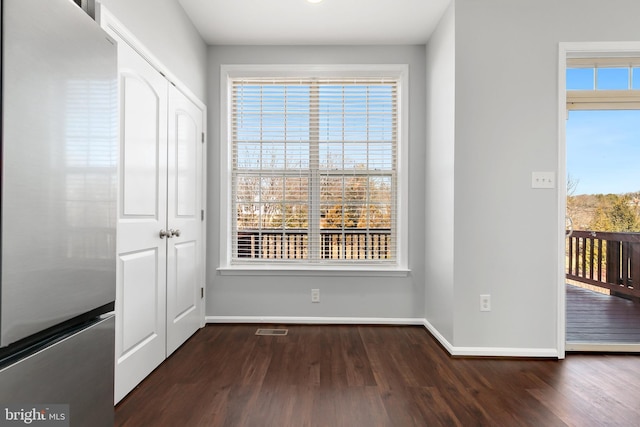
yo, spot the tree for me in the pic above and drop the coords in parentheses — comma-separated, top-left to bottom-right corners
(589, 194, 640, 232)
(320, 173, 392, 230)
(566, 174, 580, 226)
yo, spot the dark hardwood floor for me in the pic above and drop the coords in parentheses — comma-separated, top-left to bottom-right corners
(116, 324, 640, 426)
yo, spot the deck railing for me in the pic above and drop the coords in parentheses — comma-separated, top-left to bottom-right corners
(566, 230, 640, 300)
(236, 229, 392, 261)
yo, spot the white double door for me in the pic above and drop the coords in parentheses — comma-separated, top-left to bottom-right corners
(112, 35, 204, 403)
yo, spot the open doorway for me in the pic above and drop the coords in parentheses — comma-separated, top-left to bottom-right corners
(560, 47, 640, 352)
(566, 109, 640, 351)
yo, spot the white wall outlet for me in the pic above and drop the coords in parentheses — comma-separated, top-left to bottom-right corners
(480, 294, 491, 312)
(311, 289, 320, 303)
(531, 171, 556, 189)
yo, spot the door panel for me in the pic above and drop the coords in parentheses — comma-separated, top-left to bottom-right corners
(173, 241, 197, 319)
(119, 249, 159, 354)
(112, 34, 168, 403)
(175, 113, 198, 217)
(121, 74, 161, 216)
(166, 86, 203, 356)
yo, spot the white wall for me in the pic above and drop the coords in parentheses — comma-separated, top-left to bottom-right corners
(98, 0, 207, 100)
(425, 3, 455, 343)
(98, 0, 640, 351)
(449, 0, 640, 351)
(206, 46, 427, 321)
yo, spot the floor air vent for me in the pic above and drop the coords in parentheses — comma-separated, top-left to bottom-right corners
(255, 328, 288, 336)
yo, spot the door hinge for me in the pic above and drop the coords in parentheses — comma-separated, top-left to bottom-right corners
(200, 287, 204, 299)
(201, 132, 205, 143)
(201, 209, 205, 221)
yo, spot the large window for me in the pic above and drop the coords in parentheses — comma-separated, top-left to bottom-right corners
(222, 66, 407, 269)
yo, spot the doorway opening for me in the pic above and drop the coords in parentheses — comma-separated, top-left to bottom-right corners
(560, 46, 640, 353)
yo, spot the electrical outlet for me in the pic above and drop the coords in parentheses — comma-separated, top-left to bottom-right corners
(480, 294, 491, 312)
(311, 289, 320, 303)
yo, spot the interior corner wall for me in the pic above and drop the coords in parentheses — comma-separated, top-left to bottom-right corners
(425, 3, 455, 343)
(452, 0, 640, 350)
(206, 45, 426, 321)
(97, 0, 207, 100)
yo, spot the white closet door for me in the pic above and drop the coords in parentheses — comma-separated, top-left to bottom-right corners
(166, 85, 203, 356)
(113, 36, 168, 404)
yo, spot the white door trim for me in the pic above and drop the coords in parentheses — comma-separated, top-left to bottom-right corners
(557, 41, 640, 358)
(96, 4, 205, 111)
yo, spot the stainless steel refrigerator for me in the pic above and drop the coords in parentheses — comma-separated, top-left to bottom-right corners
(0, 0, 117, 425)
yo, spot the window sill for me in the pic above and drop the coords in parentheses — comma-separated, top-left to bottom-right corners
(217, 265, 411, 277)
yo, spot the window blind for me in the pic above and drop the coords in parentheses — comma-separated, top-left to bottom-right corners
(231, 77, 398, 264)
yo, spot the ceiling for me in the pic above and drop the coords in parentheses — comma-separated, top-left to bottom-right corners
(177, 0, 451, 46)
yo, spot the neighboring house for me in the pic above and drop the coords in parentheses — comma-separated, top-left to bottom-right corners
(98, 0, 640, 358)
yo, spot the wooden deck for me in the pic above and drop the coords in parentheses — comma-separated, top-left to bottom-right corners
(566, 283, 640, 345)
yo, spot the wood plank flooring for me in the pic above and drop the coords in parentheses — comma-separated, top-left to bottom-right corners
(566, 283, 640, 343)
(116, 324, 640, 426)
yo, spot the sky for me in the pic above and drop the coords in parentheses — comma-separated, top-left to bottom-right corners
(566, 67, 640, 195)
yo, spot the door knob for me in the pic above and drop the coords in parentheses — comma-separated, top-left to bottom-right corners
(159, 229, 171, 239)
(170, 229, 181, 238)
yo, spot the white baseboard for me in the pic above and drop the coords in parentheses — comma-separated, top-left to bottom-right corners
(567, 342, 640, 353)
(422, 319, 558, 358)
(205, 316, 559, 358)
(421, 318, 455, 353)
(205, 316, 425, 326)
(422, 319, 559, 358)
(451, 346, 559, 358)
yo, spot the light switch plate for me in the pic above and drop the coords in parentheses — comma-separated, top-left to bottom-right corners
(531, 171, 556, 189)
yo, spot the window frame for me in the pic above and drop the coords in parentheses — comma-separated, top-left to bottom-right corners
(219, 64, 409, 276)
(566, 57, 640, 109)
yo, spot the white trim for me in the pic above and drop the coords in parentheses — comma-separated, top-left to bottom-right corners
(422, 319, 455, 354)
(451, 347, 559, 358)
(568, 57, 640, 67)
(566, 342, 640, 353)
(96, 4, 205, 111)
(219, 64, 409, 272)
(557, 43, 569, 360)
(200, 110, 208, 329)
(206, 316, 424, 325)
(423, 319, 558, 358)
(221, 64, 410, 79)
(564, 42, 640, 59)
(397, 65, 410, 271)
(558, 41, 640, 360)
(220, 66, 233, 268)
(217, 266, 410, 277)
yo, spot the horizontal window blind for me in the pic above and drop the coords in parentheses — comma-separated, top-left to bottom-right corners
(231, 77, 398, 264)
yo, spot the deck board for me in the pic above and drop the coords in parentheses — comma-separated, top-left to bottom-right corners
(566, 284, 640, 343)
